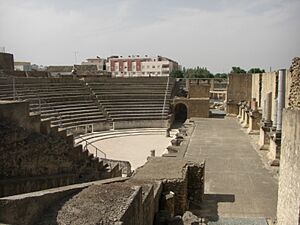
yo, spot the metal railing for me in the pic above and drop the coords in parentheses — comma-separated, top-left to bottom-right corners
(75, 135, 107, 159)
(161, 76, 170, 119)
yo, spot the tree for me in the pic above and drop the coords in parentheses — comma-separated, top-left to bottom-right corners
(230, 67, 246, 74)
(170, 70, 184, 78)
(214, 73, 227, 79)
(248, 68, 265, 73)
(184, 67, 213, 78)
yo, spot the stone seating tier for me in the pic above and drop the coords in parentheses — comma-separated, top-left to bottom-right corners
(0, 77, 175, 130)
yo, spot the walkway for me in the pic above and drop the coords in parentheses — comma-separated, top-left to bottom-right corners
(185, 117, 278, 220)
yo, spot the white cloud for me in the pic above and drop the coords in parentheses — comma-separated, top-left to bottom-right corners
(0, 0, 299, 72)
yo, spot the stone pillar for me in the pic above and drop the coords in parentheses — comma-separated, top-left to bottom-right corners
(247, 99, 261, 134)
(272, 98, 278, 130)
(259, 92, 273, 150)
(265, 92, 272, 122)
(276, 69, 286, 132)
(268, 70, 286, 166)
(240, 105, 246, 123)
(150, 150, 155, 157)
(237, 102, 243, 118)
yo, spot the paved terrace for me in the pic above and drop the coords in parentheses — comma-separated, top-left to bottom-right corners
(185, 117, 278, 220)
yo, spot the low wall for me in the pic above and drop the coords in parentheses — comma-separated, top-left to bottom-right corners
(67, 121, 111, 135)
(0, 174, 77, 198)
(113, 119, 169, 129)
(0, 177, 128, 225)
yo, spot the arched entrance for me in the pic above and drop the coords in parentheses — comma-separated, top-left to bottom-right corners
(174, 103, 188, 123)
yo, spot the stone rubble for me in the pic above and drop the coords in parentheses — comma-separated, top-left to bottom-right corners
(288, 57, 300, 109)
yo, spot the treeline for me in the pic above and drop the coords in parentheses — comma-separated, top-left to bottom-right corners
(170, 66, 265, 78)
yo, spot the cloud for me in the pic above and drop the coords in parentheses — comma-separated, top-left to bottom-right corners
(0, 0, 299, 72)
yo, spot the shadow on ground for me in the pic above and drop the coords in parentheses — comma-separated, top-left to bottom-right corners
(190, 193, 235, 222)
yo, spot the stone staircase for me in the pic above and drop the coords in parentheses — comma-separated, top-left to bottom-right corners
(86, 77, 175, 122)
(0, 77, 109, 133)
(0, 100, 124, 197)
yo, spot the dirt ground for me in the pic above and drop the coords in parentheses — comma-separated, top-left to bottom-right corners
(89, 134, 174, 170)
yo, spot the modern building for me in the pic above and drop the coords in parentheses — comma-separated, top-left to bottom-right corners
(106, 55, 179, 77)
(14, 61, 32, 71)
(81, 57, 106, 71)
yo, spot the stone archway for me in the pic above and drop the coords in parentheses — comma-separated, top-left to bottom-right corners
(174, 103, 188, 123)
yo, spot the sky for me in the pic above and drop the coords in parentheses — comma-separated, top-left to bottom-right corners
(0, 0, 300, 73)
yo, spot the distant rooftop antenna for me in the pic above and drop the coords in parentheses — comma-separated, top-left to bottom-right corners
(0, 47, 5, 53)
(74, 51, 79, 64)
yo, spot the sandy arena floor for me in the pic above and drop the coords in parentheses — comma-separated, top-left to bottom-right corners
(87, 134, 174, 170)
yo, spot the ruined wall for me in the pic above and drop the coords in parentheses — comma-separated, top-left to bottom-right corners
(0, 53, 14, 70)
(174, 98, 210, 119)
(188, 83, 210, 98)
(288, 57, 300, 109)
(226, 74, 252, 114)
(276, 109, 300, 225)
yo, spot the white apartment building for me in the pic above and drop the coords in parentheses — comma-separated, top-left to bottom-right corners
(81, 57, 106, 70)
(106, 55, 179, 77)
(14, 61, 32, 71)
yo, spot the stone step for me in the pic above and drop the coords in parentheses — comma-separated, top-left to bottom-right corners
(38, 106, 100, 115)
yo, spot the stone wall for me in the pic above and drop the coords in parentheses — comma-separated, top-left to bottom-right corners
(276, 109, 300, 225)
(188, 83, 210, 98)
(174, 98, 210, 119)
(226, 73, 252, 114)
(113, 119, 169, 129)
(0, 53, 14, 70)
(0, 178, 128, 225)
(260, 71, 289, 122)
(0, 100, 121, 197)
(288, 57, 300, 109)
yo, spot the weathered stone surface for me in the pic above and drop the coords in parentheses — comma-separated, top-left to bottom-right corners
(288, 57, 300, 109)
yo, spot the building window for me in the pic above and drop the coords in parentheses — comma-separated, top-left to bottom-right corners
(157, 65, 160, 68)
(147, 65, 150, 69)
(152, 65, 155, 68)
